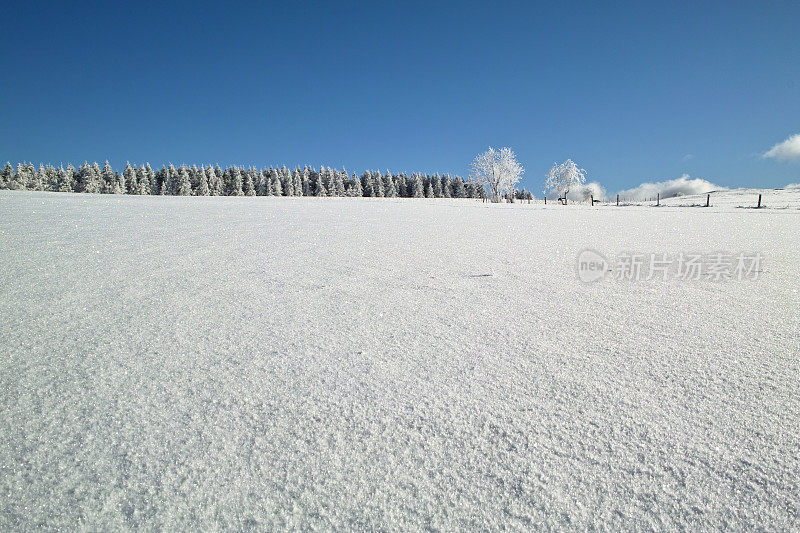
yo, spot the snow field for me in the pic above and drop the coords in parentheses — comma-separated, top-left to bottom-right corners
(0, 191, 798, 529)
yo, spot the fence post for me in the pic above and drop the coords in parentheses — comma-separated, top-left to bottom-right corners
(544, 196, 546, 205)
(757, 194, 762, 208)
(706, 194, 710, 207)
(616, 194, 619, 206)
(657, 193, 659, 207)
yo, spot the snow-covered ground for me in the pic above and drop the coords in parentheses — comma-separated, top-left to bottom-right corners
(614, 186, 800, 209)
(1, 190, 798, 530)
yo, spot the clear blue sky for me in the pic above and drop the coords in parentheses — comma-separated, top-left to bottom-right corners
(2, 0, 798, 191)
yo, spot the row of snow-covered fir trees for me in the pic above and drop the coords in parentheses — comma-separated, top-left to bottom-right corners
(0, 161, 498, 199)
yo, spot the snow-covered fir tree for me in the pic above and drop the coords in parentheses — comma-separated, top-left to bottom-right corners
(157, 166, 167, 195)
(135, 165, 151, 195)
(291, 168, 303, 196)
(62, 165, 76, 192)
(382, 171, 396, 197)
(360, 172, 372, 197)
(256, 169, 269, 196)
(452, 177, 467, 198)
(78, 162, 101, 193)
(243, 168, 256, 196)
(0, 162, 12, 189)
(195, 165, 210, 196)
(424, 179, 434, 198)
(30, 164, 44, 191)
(163, 164, 178, 195)
(398, 174, 409, 197)
(144, 164, 155, 194)
(268, 168, 281, 196)
(313, 169, 326, 196)
(229, 167, 244, 196)
(208, 167, 223, 196)
(36, 165, 47, 189)
(121, 163, 136, 194)
(177, 166, 192, 196)
(329, 169, 343, 196)
(3, 160, 482, 202)
(349, 172, 362, 196)
(410, 173, 424, 197)
(283, 168, 292, 196)
(301, 167, 311, 196)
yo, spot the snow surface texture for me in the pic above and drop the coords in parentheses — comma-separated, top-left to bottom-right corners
(1, 190, 798, 530)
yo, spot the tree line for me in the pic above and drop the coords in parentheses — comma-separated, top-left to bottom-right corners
(0, 162, 494, 199)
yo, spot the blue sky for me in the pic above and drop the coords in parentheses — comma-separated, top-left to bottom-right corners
(1, 0, 798, 192)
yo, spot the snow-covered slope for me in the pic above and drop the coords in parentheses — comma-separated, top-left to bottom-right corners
(616, 186, 800, 209)
(1, 191, 798, 529)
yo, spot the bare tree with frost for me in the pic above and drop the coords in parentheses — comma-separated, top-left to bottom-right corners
(470, 147, 524, 203)
(544, 159, 586, 204)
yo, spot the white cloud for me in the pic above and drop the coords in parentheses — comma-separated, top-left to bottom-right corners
(617, 174, 722, 201)
(786, 183, 800, 189)
(763, 134, 800, 161)
(682, 154, 694, 161)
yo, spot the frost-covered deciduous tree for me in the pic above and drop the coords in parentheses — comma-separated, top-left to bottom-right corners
(470, 147, 524, 203)
(544, 159, 586, 204)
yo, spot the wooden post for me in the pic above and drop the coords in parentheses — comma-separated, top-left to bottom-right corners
(757, 194, 762, 208)
(591, 194, 594, 206)
(706, 194, 710, 207)
(544, 196, 546, 205)
(657, 193, 659, 206)
(616, 194, 619, 206)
